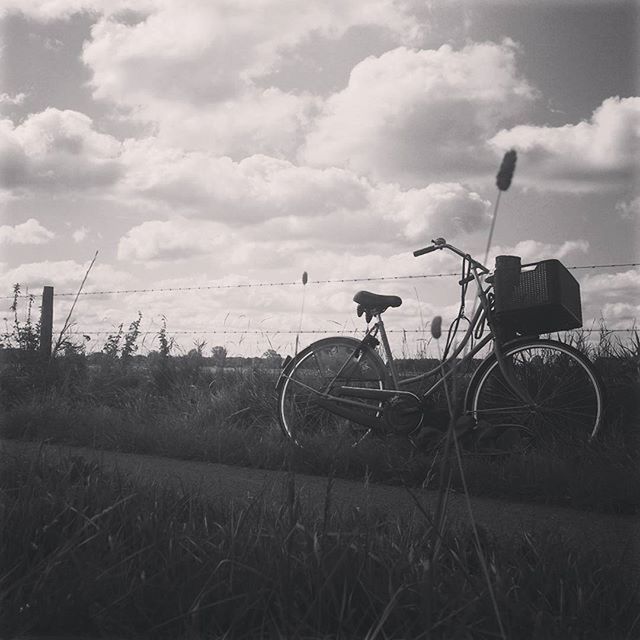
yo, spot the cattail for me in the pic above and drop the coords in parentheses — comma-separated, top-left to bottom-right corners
(482, 149, 518, 268)
(431, 315, 442, 339)
(295, 271, 308, 355)
(496, 149, 517, 191)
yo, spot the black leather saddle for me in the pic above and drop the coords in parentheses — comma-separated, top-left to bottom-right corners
(353, 290, 402, 322)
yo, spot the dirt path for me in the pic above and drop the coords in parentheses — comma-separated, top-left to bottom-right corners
(2, 438, 639, 570)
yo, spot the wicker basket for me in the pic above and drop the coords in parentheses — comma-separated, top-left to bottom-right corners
(494, 259, 582, 335)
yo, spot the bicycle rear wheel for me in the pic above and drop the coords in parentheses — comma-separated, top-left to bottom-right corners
(466, 339, 605, 446)
(277, 337, 389, 448)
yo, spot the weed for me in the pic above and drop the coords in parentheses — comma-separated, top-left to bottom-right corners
(0, 293, 638, 514)
(0, 452, 637, 639)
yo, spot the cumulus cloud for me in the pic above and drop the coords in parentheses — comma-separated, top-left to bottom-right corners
(0, 106, 491, 245)
(0, 92, 26, 106)
(82, 0, 421, 100)
(381, 182, 491, 241)
(490, 97, 640, 191)
(1, 0, 156, 21)
(0, 109, 122, 191)
(581, 271, 639, 328)
(117, 218, 231, 263)
(488, 239, 590, 264)
(72, 226, 89, 243)
(76, 0, 422, 156)
(615, 196, 640, 220)
(0, 218, 54, 245)
(301, 41, 537, 185)
(120, 145, 370, 222)
(119, 141, 491, 239)
(598, 302, 639, 328)
(581, 269, 640, 301)
(151, 89, 319, 159)
(117, 160, 490, 263)
(0, 260, 130, 292)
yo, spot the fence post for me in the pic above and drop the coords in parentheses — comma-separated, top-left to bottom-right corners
(40, 286, 54, 359)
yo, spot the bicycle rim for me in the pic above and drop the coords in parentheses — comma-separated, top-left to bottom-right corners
(278, 338, 387, 448)
(467, 340, 604, 445)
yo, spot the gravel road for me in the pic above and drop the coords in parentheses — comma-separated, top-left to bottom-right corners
(2, 438, 638, 571)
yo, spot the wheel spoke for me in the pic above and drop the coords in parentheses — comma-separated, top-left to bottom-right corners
(279, 338, 387, 448)
(469, 340, 604, 446)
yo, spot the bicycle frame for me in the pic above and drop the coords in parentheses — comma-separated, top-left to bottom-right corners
(325, 259, 533, 415)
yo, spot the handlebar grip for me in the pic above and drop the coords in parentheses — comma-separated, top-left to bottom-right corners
(413, 245, 439, 257)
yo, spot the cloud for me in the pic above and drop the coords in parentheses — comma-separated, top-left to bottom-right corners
(382, 182, 491, 241)
(490, 97, 640, 191)
(77, 0, 423, 157)
(615, 196, 640, 220)
(148, 89, 319, 159)
(598, 302, 639, 328)
(72, 226, 89, 243)
(119, 141, 491, 240)
(0, 92, 26, 106)
(117, 218, 231, 263)
(0, 260, 130, 293)
(301, 40, 537, 185)
(117, 160, 490, 263)
(82, 0, 422, 99)
(1, 1, 157, 21)
(0, 218, 55, 245)
(0, 109, 122, 191)
(581, 269, 640, 302)
(488, 239, 590, 264)
(120, 145, 370, 222)
(580, 271, 640, 329)
(0, 107, 490, 245)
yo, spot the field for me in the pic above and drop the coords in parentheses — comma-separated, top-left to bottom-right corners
(1, 309, 639, 638)
(2, 329, 638, 514)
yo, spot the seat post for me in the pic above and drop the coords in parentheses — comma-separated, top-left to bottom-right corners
(376, 314, 400, 388)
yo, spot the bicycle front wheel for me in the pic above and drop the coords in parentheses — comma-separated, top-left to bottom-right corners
(277, 337, 389, 448)
(466, 339, 605, 445)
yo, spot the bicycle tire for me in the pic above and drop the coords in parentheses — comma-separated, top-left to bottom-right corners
(465, 339, 605, 445)
(277, 337, 389, 448)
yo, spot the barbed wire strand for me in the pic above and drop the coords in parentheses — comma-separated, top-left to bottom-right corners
(63, 328, 637, 336)
(4, 261, 638, 299)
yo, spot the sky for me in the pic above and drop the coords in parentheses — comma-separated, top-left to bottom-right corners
(0, 0, 638, 357)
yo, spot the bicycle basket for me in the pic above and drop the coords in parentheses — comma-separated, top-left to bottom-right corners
(494, 259, 582, 335)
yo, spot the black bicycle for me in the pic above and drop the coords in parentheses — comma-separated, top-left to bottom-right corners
(276, 238, 605, 450)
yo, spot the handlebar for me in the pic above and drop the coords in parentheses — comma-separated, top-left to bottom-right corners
(412, 245, 440, 257)
(413, 237, 490, 274)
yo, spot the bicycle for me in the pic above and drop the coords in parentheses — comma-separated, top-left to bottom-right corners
(276, 237, 605, 450)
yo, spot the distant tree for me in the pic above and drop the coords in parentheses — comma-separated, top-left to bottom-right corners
(261, 349, 283, 368)
(211, 345, 228, 367)
(192, 339, 207, 357)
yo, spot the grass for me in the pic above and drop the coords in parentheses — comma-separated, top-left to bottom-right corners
(1, 297, 638, 515)
(2, 302, 639, 638)
(1, 450, 638, 639)
(1, 336, 639, 515)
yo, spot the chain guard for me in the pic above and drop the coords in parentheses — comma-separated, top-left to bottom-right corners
(383, 393, 424, 434)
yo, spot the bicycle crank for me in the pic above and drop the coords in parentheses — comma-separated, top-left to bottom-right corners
(383, 393, 424, 435)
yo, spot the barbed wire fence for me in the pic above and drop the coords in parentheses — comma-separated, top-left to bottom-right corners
(3, 261, 638, 358)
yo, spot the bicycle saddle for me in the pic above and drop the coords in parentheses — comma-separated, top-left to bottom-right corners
(353, 291, 402, 321)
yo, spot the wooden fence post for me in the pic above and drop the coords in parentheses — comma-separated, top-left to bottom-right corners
(39, 286, 54, 358)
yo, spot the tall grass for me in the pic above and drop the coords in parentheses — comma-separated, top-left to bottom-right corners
(1, 304, 639, 514)
(1, 451, 637, 639)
